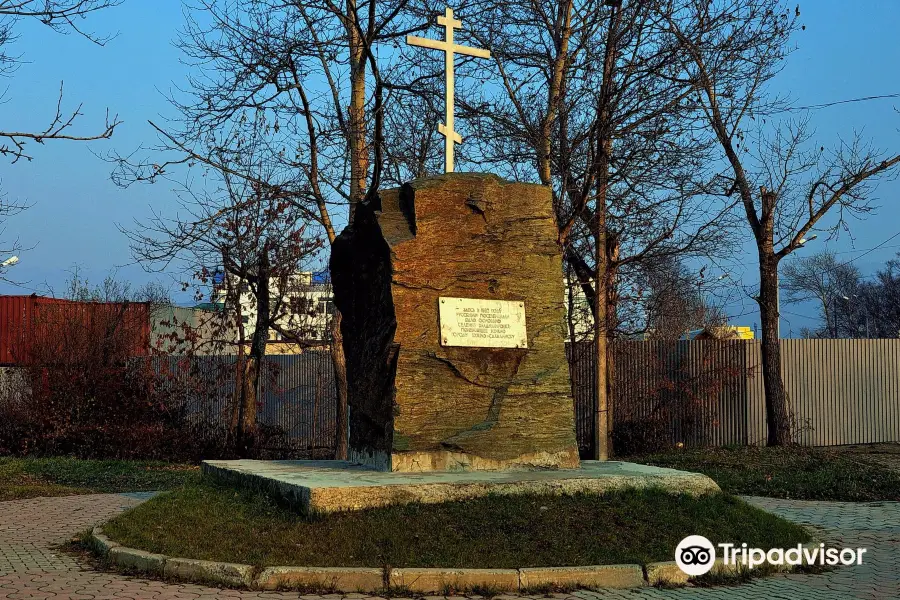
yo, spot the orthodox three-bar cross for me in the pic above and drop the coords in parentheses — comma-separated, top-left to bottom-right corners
(407, 8, 490, 173)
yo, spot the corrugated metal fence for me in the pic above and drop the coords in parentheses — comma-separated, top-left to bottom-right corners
(566, 342, 596, 458)
(569, 339, 900, 453)
(1, 295, 149, 365)
(129, 339, 900, 458)
(780, 339, 900, 446)
(154, 353, 336, 458)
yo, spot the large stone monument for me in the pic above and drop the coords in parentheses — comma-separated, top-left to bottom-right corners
(200, 6, 720, 513)
(201, 175, 722, 513)
(330, 174, 580, 472)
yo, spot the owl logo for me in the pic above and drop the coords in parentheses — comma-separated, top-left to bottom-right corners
(675, 535, 716, 576)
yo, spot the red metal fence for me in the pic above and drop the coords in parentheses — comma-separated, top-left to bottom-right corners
(0, 295, 150, 365)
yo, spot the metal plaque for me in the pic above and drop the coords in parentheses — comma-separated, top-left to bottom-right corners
(438, 297, 527, 348)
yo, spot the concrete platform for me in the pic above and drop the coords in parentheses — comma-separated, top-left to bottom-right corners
(201, 460, 720, 514)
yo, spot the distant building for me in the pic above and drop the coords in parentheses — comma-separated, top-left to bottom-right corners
(208, 270, 333, 350)
(563, 275, 594, 341)
(149, 305, 227, 355)
(682, 326, 755, 340)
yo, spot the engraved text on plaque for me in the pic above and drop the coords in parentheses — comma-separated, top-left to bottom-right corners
(438, 297, 527, 348)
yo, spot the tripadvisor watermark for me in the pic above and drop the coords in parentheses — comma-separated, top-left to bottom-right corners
(675, 535, 867, 576)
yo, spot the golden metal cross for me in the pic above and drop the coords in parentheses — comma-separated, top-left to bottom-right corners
(407, 7, 490, 173)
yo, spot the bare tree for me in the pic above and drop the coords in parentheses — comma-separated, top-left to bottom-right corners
(0, 193, 25, 279)
(789, 251, 900, 339)
(669, 1, 900, 445)
(0, 0, 123, 276)
(782, 250, 861, 337)
(0, 1, 122, 165)
(60, 265, 171, 304)
(857, 255, 900, 339)
(638, 257, 726, 340)
(110, 0, 420, 459)
(124, 126, 325, 453)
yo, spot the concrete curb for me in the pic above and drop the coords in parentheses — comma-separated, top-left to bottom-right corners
(390, 567, 520, 593)
(645, 561, 689, 587)
(89, 527, 120, 556)
(256, 566, 384, 591)
(107, 546, 167, 574)
(519, 565, 644, 589)
(90, 529, 813, 593)
(164, 557, 255, 587)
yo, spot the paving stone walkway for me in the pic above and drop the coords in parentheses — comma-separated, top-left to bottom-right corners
(595, 497, 900, 600)
(1, 493, 897, 599)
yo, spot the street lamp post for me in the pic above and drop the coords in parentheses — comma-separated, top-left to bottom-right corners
(778, 235, 819, 338)
(839, 294, 868, 338)
(830, 295, 838, 337)
(841, 295, 852, 338)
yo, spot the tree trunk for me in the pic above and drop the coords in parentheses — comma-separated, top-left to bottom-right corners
(239, 244, 271, 454)
(823, 297, 835, 338)
(238, 353, 259, 453)
(592, 2, 621, 461)
(593, 127, 612, 460)
(538, 0, 574, 187)
(337, 0, 364, 454)
(347, 0, 367, 223)
(594, 245, 609, 460)
(331, 309, 349, 460)
(226, 264, 248, 451)
(758, 253, 791, 446)
(604, 237, 620, 446)
(230, 351, 245, 448)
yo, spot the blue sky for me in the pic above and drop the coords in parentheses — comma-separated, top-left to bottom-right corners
(1, 1, 899, 336)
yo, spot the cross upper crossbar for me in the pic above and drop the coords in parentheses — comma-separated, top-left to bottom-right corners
(407, 7, 490, 173)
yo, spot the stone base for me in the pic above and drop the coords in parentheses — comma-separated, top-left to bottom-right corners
(349, 447, 581, 473)
(201, 459, 720, 514)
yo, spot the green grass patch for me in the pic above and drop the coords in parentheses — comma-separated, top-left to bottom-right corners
(632, 446, 900, 502)
(102, 482, 809, 569)
(0, 457, 200, 501)
(0, 460, 87, 500)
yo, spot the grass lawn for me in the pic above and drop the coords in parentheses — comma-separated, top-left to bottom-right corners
(102, 482, 810, 569)
(0, 457, 200, 501)
(632, 445, 900, 502)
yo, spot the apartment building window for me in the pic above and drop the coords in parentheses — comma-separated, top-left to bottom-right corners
(317, 298, 335, 315)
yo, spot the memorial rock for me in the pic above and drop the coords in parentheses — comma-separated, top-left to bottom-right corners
(330, 173, 579, 472)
